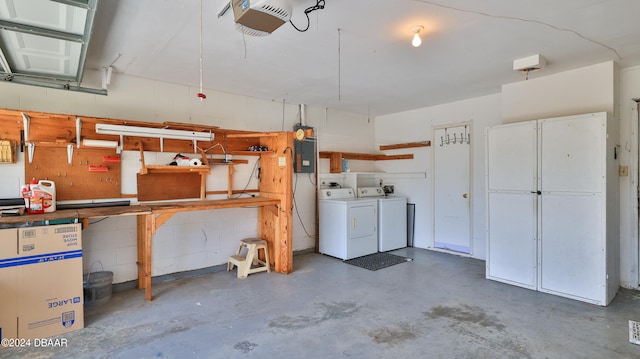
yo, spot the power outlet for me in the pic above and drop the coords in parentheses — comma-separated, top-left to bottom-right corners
(619, 165, 629, 177)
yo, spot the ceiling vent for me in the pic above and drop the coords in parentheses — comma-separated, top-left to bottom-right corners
(231, 0, 292, 36)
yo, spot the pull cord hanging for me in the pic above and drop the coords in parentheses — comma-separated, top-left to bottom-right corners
(197, 0, 206, 100)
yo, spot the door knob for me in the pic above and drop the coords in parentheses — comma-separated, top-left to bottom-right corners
(463, 193, 468, 198)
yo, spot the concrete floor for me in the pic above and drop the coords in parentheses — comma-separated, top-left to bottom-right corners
(3, 247, 640, 358)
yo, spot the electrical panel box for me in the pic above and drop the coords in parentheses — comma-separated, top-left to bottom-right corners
(293, 124, 315, 173)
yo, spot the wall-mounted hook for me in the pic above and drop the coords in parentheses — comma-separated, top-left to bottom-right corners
(76, 118, 82, 148)
(21, 113, 30, 142)
(464, 125, 471, 144)
(26, 142, 35, 163)
(67, 144, 74, 164)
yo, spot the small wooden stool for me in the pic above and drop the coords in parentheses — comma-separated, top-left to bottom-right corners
(227, 238, 271, 278)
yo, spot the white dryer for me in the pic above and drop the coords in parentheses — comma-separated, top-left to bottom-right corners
(319, 188, 378, 260)
(357, 187, 407, 252)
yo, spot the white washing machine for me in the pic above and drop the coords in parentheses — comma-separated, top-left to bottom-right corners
(357, 187, 407, 252)
(319, 188, 378, 260)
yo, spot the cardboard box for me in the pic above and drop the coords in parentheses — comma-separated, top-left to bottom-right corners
(18, 224, 83, 339)
(0, 224, 83, 346)
(0, 228, 18, 349)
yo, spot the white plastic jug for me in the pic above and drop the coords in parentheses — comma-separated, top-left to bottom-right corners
(30, 180, 56, 213)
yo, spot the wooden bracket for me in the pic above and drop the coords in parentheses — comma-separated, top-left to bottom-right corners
(153, 212, 175, 233)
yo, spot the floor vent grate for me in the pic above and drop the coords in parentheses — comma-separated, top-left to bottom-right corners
(630, 320, 640, 345)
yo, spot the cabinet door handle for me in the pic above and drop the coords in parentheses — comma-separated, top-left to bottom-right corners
(530, 191, 542, 195)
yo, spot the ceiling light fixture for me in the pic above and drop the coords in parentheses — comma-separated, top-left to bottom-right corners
(95, 124, 214, 141)
(411, 25, 424, 47)
(96, 123, 214, 153)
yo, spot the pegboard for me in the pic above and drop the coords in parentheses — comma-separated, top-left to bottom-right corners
(25, 147, 122, 200)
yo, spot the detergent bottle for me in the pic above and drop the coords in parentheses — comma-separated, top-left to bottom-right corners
(29, 180, 56, 213)
(21, 178, 37, 208)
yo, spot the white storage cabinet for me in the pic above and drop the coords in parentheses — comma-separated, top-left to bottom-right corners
(485, 112, 619, 306)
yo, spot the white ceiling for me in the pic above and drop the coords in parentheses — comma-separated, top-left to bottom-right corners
(84, 0, 640, 117)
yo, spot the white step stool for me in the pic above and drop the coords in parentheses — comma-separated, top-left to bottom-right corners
(227, 238, 271, 278)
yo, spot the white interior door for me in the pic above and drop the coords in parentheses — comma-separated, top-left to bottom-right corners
(433, 124, 471, 254)
(486, 121, 537, 288)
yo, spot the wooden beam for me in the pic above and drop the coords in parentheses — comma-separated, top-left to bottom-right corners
(136, 215, 152, 298)
(139, 144, 147, 175)
(161, 121, 219, 131)
(319, 151, 414, 161)
(226, 132, 281, 138)
(145, 197, 280, 213)
(200, 171, 207, 200)
(379, 141, 431, 150)
(205, 189, 259, 195)
(329, 152, 342, 174)
(227, 164, 234, 198)
(258, 132, 293, 274)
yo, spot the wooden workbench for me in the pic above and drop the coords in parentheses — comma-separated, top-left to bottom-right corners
(137, 197, 281, 301)
(0, 109, 295, 302)
(0, 196, 283, 301)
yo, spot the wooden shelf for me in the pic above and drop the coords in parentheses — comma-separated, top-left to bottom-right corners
(207, 158, 249, 165)
(141, 165, 210, 175)
(379, 141, 431, 150)
(229, 150, 273, 156)
(226, 132, 280, 138)
(138, 145, 211, 176)
(319, 151, 414, 173)
(25, 141, 75, 150)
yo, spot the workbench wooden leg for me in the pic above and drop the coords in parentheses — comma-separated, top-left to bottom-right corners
(227, 164, 234, 198)
(200, 173, 206, 200)
(137, 215, 144, 289)
(137, 214, 153, 301)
